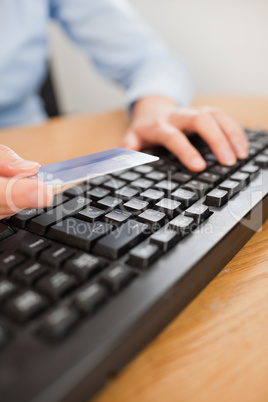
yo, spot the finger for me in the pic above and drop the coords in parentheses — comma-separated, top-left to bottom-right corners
(122, 130, 147, 151)
(0, 176, 54, 216)
(0, 145, 40, 177)
(206, 107, 249, 159)
(153, 123, 206, 171)
(171, 111, 237, 166)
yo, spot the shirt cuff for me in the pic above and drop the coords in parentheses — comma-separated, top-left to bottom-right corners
(126, 57, 194, 115)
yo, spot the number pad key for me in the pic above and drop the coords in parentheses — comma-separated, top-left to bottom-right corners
(205, 189, 228, 207)
(185, 204, 212, 224)
(169, 215, 196, 238)
(39, 305, 79, 341)
(104, 209, 132, 226)
(150, 227, 179, 252)
(40, 245, 75, 268)
(155, 198, 182, 218)
(0, 252, 25, 275)
(0, 279, 19, 303)
(5, 290, 48, 323)
(128, 243, 161, 268)
(74, 283, 108, 315)
(100, 265, 136, 292)
(64, 253, 103, 281)
(13, 262, 49, 285)
(37, 272, 78, 301)
(138, 209, 166, 228)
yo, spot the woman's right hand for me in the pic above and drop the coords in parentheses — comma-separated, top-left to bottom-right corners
(0, 145, 54, 219)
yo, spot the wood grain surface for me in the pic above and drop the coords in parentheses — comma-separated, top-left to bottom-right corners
(0, 96, 268, 402)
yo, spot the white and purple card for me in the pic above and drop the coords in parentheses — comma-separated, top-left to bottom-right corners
(38, 148, 158, 189)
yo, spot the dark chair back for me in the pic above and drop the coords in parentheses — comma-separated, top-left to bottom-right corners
(39, 69, 60, 118)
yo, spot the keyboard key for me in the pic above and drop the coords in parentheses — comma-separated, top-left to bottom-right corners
(63, 183, 89, 198)
(231, 171, 250, 187)
(203, 153, 217, 162)
(77, 206, 105, 222)
(0, 222, 14, 241)
(123, 198, 149, 214)
(158, 163, 178, 173)
(145, 170, 166, 181)
(100, 265, 136, 292)
(39, 305, 79, 341)
(64, 253, 103, 281)
(219, 180, 241, 198)
(183, 180, 211, 197)
(155, 180, 178, 193)
(140, 189, 165, 204)
(104, 209, 132, 225)
(249, 140, 265, 150)
(150, 226, 179, 252)
(93, 220, 149, 259)
(103, 178, 126, 190)
(97, 196, 122, 210)
(0, 252, 25, 275)
(37, 272, 78, 301)
(120, 171, 141, 181)
(74, 283, 108, 315)
(13, 262, 49, 285)
(86, 187, 110, 201)
(209, 165, 232, 178)
(138, 209, 166, 228)
(27, 197, 91, 235)
(115, 186, 140, 201)
(47, 218, 113, 251)
(40, 245, 75, 268)
(9, 208, 44, 229)
(5, 290, 48, 323)
(19, 237, 51, 258)
(111, 169, 129, 177)
(89, 175, 110, 186)
(198, 172, 221, 185)
(132, 178, 154, 190)
(254, 154, 268, 168)
(171, 188, 197, 208)
(185, 204, 212, 224)
(0, 279, 19, 303)
(240, 164, 260, 180)
(172, 172, 192, 184)
(155, 198, 182, 218)
(134, 165, 153, 174)
(128, 243, 161, 268)
(169, 215, 196, 237)
(204, 189, 229, 207)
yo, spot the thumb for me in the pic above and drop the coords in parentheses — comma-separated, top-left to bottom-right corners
(122, 130, 144, 151)
(0, 145, 40, 177)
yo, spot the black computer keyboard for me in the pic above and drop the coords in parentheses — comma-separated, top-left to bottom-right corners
(0, 129, 268, 402)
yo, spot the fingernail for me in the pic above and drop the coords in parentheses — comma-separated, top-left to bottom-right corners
(191, 157, 206, 170)
(11, 159, 40, 169)
(221, 150, 236, 166)
(234, 144, 249, 159)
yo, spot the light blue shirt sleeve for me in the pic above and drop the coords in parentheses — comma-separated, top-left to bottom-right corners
(50, 0, 194, 108)
(0, 0, 193, 127)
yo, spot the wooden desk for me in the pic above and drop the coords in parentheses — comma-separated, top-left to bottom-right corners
(1, 96, 268, 402)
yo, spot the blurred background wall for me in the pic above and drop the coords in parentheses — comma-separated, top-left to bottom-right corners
(49, 0, 268, 115)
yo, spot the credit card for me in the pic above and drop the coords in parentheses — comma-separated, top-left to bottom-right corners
(38, 148, 158, 190)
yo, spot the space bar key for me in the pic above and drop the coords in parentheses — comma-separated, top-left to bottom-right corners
(93, 220, 149, 259)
